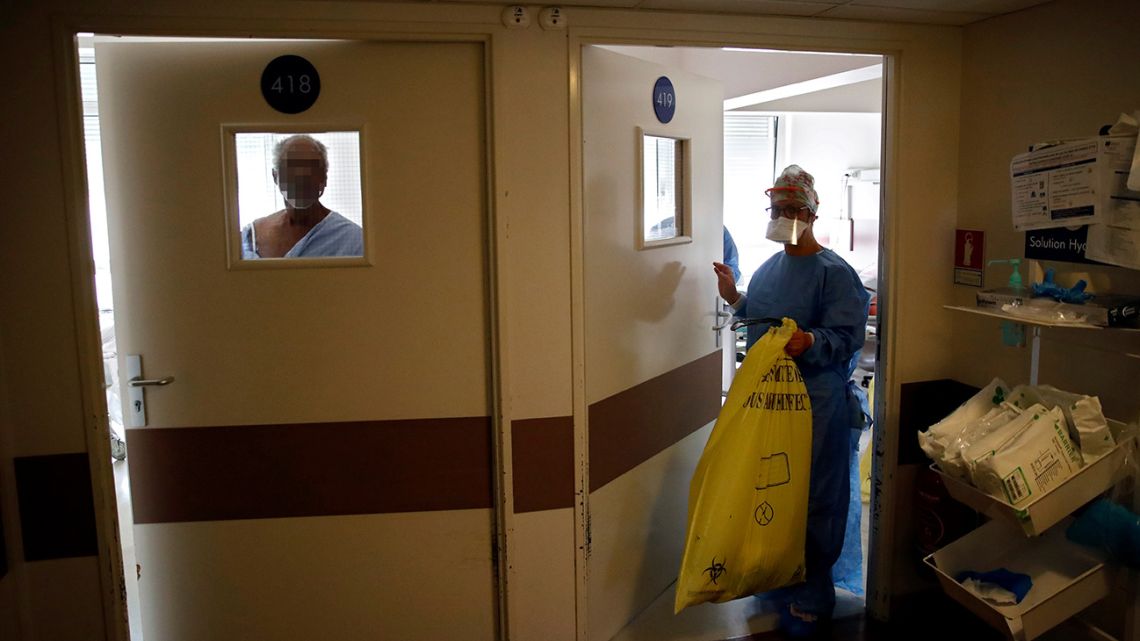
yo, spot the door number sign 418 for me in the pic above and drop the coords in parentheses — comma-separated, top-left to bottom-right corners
(261, 55, 321, 114)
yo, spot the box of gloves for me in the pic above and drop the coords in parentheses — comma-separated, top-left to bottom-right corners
(917, 378, 1137, 536)
(923, 517, 1110, 641)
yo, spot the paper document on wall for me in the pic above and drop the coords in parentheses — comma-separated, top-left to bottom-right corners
(1107, 110, 1140, 192)
(1011, 140, 1100, 231)
(1011, 135, 1137, 231)
(1086, 223, 1140, 270)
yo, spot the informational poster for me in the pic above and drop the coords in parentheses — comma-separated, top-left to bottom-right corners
(1010, 136, 1136, 231)
(1010, 140, 1100, 231)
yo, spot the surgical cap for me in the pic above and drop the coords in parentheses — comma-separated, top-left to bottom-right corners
(764, 164, 819, 215)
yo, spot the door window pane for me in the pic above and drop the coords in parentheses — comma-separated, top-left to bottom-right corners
(231, 130, 365, 261)
(642, 134, 686, 243)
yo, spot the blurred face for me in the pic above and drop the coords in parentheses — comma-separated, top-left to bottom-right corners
(274, 140, 327, 210)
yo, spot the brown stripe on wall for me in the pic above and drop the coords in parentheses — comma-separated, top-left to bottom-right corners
(511, 416, 574, 513)
(589, 352, 721, 492)
(14, 453, 98, 561)
(127, 417, 492, 524)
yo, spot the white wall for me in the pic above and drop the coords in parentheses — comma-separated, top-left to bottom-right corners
(954, 0, 1140, 422)
(785, 112, 881, 273)
(728, 112, 882, 280)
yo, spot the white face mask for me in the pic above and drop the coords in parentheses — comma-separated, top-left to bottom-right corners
(282, 193, 317, 210)
(277, 172, 323, 211)
(766, 216, 807, 244)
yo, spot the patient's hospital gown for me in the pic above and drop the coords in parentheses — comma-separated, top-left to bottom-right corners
(241, 210, 363, 259)
(734, 247, 870, 617)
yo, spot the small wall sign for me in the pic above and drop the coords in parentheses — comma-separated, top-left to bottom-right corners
(261, 55, 321, 114)
(652, 76, 675, 124)
(954, 229, 985, 287)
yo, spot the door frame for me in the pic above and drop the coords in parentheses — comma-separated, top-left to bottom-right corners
(50, 17, 513, 641)
(568, 28, 901, 636)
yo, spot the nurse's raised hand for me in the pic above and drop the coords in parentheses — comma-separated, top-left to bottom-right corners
(713, 262, 740, 305)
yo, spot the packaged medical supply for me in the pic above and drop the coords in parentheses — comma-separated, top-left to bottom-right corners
(939, 404, 1023, 481)
(978, 290, 1140, 327)
(963, 404, 1048, 482)
(1035, 385, 1115, 463)
(918, 378, 1010, 465)
(972, 406, 1083, 506)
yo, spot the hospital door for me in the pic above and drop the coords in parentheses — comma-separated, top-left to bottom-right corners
(581, 45, 724, 640)
(95, 38, 495, 641)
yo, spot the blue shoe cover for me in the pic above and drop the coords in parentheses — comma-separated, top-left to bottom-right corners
(753, 585, 797, 603)
(778, 603, 821, 639)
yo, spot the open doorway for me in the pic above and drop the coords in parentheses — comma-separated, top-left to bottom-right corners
(594, 44, 885, 640)
(75, 35, 145, 640)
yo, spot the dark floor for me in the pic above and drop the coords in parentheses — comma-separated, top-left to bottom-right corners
(742, 591, 1013, 641)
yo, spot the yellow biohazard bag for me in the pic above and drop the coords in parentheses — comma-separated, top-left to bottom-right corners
(674, 318, 812, 613)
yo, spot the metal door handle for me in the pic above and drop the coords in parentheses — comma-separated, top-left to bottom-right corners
(129, 375, 174, 387)
(712, 310, 733, 331)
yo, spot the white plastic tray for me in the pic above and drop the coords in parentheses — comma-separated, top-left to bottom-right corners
(933, 421, 1136, 537)
(924, 518, 1112, 641)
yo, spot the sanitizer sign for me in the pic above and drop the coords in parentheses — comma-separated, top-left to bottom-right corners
(954, 229, 984, 287)
(1024, 225, 1106, 265)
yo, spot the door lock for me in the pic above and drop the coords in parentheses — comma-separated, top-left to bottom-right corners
(125, 354, 173, 427)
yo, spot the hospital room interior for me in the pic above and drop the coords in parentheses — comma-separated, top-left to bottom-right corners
(2, 1, 1140, 641)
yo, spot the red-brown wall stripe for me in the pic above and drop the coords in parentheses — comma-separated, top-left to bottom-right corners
(589, 352, 721, 492)
(511, 416, 575, 513)
(127, 417, 492, 524)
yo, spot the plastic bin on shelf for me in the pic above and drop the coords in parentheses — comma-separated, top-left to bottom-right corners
(923, 518, 1112, 641)
(932, 420, 1136, 537)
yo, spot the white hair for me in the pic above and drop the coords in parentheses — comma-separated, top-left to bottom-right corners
(272, 134, 329, 174)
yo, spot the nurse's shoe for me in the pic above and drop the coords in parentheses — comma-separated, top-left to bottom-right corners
(778, 603, 826, 639)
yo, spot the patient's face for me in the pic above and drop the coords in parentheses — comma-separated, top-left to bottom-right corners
(274, 140, 327, 208)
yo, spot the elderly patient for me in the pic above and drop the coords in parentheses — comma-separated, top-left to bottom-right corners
(241, 134, 363, 259)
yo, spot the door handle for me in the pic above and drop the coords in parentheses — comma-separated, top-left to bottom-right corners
(125, 354, 171, 427)
(713, 298, 733, 348)
(129, 375, 175, 387)
(712, 310, 733, 331)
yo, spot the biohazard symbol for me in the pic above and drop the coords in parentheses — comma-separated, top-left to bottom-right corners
(703, 557, 728, 585)
(755, 501, 775, 526)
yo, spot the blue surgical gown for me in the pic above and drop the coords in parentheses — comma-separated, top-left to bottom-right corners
(723, 227, 742, 282)
(735, 248, 870, 617)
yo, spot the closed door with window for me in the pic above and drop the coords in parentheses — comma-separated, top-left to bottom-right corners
(96, 38, 495, 641)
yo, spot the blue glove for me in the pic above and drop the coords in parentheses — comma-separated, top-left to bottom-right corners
(1032, 267, 1093, 304)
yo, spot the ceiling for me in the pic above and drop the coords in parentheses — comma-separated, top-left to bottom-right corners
(450, 0, 1055, 26)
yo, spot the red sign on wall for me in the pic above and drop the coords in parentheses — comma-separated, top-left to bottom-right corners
(954, 229, 984, 287)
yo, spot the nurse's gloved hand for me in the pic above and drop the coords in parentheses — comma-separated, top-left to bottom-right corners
(785, 330, 813, 357)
